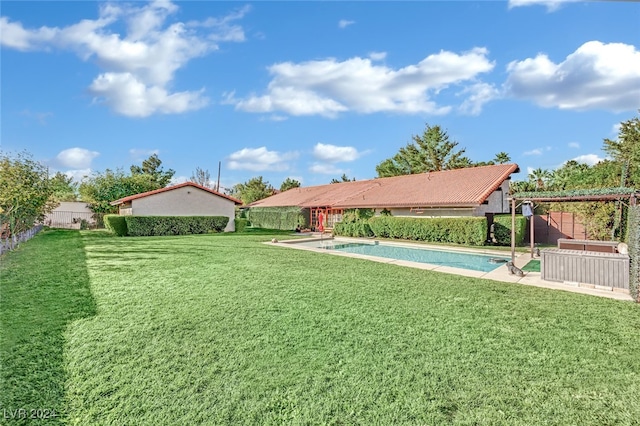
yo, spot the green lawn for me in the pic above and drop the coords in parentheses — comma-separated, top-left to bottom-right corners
(2, 229, 640, 425)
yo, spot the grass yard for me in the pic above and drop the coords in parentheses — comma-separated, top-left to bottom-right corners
(2, 229, 640, 425)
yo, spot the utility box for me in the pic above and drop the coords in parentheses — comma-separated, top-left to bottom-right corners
(541, 248, 629, 291)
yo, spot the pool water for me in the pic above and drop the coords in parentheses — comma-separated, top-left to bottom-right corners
(292, 240, 510, 273)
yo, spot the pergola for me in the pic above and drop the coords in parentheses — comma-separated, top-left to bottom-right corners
(508, 188, 639, 263)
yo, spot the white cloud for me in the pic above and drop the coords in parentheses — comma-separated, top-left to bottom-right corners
(89, 72, 208, 117)
(227, 147, 298, 172)
(309, 163, 345, 175)
(1, 2, 248, 117)
(313, 143, 362, 163)
(505, 41, 640, 112)
(56, 147, 100, 169)
(568, 142, 580, 149)
(523, 148, 543, 156)
(338, 19, 355, 29)
(572, 154, 604, 166)
(458, 82, 499, 115)
(508, 0, 578, 12)
(228, 47, 495, 117)
(369, 51, 387, 61)
(65, 168, 93, 183)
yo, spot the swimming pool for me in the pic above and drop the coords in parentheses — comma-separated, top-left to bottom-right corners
(287, 239, 510, 273)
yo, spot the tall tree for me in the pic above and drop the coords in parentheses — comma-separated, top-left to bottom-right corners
(190, 167, 212, 188)
(376, 124, 472, 177)
(330, 174, 355, 184)
(492, 152, 511, 164)
(79, 169, 159, 214)
(0, 151, 55, 235)
(603, 112, 640, 187)
(280, 177, 301, 192)
(230, 176, 274, 205)
(130, 154, 175, 187)
(528, 168, 551, 190)
(50, 171, 78, 202)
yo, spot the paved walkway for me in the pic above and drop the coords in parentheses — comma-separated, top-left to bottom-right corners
(275, 236, 634, 302)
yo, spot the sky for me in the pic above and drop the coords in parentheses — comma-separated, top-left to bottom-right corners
(1, 0, 639, 193)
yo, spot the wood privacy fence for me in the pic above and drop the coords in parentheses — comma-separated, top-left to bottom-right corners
(525, 212, 586, 245)
(0, 224, 44, 255)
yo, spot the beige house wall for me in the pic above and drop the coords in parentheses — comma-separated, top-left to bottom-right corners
(130, 186, 236, 232)
(381, 208, 474, 218)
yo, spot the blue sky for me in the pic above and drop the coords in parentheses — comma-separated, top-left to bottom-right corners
(1, 0, 639, 192)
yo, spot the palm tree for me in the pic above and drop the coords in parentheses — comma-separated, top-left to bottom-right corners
(528, 168, 551, 190)
(492, 152, 511, 164)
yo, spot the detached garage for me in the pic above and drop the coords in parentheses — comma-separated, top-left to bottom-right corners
(110, 182, 242, 232)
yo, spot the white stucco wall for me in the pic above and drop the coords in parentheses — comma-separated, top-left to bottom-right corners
(131, 186, 236, 232)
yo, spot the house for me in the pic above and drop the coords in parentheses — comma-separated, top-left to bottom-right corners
(110, 182, 243, 232)
(248, 164, 520, 229)
(45, 202, 95, 229)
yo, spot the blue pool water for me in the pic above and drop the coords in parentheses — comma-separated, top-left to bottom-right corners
(292, 240, 510, 273)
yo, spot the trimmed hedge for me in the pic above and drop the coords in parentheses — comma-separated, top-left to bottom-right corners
(626, 205, 640, 302)
(246, 207, 307, 230)
(124, 216, 229, 237)
(334, 220, 374, 238)
(104, 214, 128, 236)
(367, 216, 487, 246)
(493, 214, 528, 246)
(235, 218, 249, 233)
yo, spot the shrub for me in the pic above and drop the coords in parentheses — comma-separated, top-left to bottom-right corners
(124, 216, 229, 237)
(246, 207, 306, 230)
(334, 220, 374, 238)
(235, 218, 249, 233)
(104, 214, 128, 236)
(493, 215, 528, 246)
(626, 205, 640, 302)
(368, 216, 487, 245)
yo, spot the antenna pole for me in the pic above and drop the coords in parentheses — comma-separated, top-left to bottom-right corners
(217, 161, 221, 192)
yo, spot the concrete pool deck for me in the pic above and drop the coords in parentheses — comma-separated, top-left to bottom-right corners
(271, 235, 634, 302)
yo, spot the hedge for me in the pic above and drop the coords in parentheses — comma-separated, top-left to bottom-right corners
(104, 214, 128, 236)
(334, 220, 374, 238)
(245, 207, 307, 230)
(493, 214, 528, 246)
(367, 216, 487, 246)
(124, 216, 229, 237)
(626, 205, 640, 302)
(234, 218, 249, 233)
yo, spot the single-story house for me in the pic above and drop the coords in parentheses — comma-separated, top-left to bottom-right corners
(248, 163, 520, 229)
(45, 201, 95, 229)
(110, 182, 243, 232)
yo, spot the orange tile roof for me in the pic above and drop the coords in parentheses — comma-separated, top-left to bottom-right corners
(249, 164, 519, 209)
(110, 182, 243, 206)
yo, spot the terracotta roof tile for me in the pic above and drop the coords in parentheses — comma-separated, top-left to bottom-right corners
(110, 182, 243, 206)
(248, 164, 519, 209)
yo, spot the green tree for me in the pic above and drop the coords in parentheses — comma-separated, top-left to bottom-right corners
(528, 168, 551, 190)
(330, 174, 355, 184)
(230, 176, 274, 205)
(376, 124, 472, 177)
(0, 151, 55, 236)
(79, 169, 160, 214)
(280, 177, 301, 192)
(492, 152, 512, 164)
(50, 171, 78, 202)
(130, 154, 175, 188)
(603, 112, 640, 188)
(190, 167, 212, 188)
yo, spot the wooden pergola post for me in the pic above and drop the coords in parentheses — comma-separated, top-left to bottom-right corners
(511, 198, 516, 263)
(530, 204, 535, 258)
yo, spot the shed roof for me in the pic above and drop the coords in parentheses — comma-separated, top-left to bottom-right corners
(249, 164, 519, 209)
(110, 182, 243, 206)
